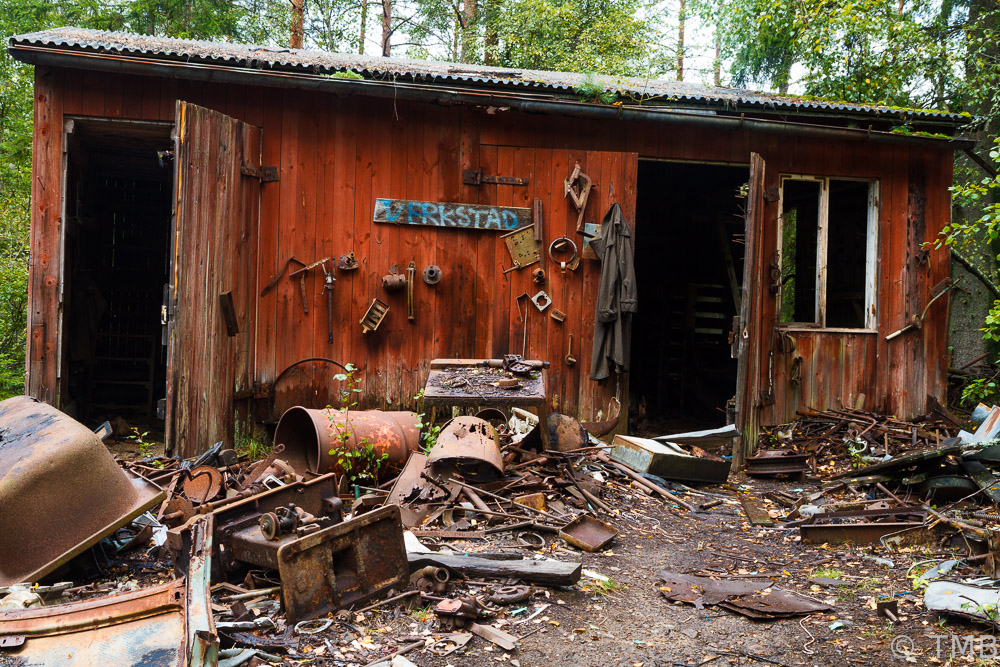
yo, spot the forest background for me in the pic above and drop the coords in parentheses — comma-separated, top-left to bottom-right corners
(1, 0, 998, 400)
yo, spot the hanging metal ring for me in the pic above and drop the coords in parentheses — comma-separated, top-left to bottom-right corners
(548, 237, 578, 271)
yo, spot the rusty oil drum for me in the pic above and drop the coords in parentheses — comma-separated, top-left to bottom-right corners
(273, 406, 420, 478)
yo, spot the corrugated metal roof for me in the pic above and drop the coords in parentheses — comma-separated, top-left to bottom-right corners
(8, 27, 969, 123)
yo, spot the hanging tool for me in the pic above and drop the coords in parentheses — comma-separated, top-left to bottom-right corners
(288, 257, 332, 316)
(885, 277, 955, 341)
(565, 335, 577, 366)
(322, 260, 336, 344)
(406, 261, 416, 321)
(261, 257, 307, 311)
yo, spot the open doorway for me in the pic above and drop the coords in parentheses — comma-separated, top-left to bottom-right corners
(630, 160, 749, 434)
(60, 119, 174, 428)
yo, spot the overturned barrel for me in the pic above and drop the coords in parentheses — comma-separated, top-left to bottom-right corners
(273, 406, 420, 477)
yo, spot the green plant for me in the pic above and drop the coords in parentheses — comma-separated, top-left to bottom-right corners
(235, 420, 271, 460)
(412, 388, 441, 454)
(575, 72, 618, 105)
(812, 567, 844, 579)
(128, 427, 155, 458)
(584, 577, 626, 598)
(327, 363, 388, 484)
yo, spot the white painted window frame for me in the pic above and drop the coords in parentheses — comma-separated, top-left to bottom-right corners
(776, 175, 879, 331)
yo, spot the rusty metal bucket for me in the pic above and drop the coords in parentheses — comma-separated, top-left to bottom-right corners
(273, 406, 419, 477)
(426, 416, 504, 479)
(0, 396, 165, 586)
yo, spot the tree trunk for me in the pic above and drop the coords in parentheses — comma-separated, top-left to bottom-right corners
(359, 0, 367, 53)
(713, 14, 721, 86)
(381, 0, 392, 56)
(461, 0, 477, 62)
(676, 0, 686, 81)
(290, 0, 305, 48)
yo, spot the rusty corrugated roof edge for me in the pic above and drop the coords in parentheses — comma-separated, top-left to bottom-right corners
(8, 26, 971, 126)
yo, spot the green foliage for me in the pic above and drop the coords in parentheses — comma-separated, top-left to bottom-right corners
(327, 363, 388, 484)
(235, 419, 271, 460)
(412, 388, 441, 454)
(575, 72, 618, 104)
(128, 426, 155, 458)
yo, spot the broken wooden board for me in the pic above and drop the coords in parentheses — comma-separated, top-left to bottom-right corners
(739, 496, 774, 527)
(374, 198, 531, 232)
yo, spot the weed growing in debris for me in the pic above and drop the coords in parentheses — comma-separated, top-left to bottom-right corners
(128, 427, 155, 458)
(409, 604, 433, 622)
(812, 567, 844, 579)
(584, 577, 626, 598)
(235, 420, 271, 460)
(412, 388, 441, 454)
(327, 363, 388, 485)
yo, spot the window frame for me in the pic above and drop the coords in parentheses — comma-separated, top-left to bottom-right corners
(776, 174, 879, 332)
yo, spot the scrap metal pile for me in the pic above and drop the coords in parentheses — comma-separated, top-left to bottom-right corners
(736, 403, 1000, 627)
(0, 395, 709, 666)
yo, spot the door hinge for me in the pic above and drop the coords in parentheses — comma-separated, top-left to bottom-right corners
(241, 164, 278, 182)
(462, 168, 528, 186)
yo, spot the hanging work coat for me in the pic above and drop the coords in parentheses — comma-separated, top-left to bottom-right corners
(590, 203, 637, 380)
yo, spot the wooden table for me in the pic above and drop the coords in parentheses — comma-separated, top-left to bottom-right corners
(422, 358, 551, 449)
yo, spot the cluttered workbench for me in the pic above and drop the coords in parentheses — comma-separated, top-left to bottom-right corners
(422, 357, 552, 448)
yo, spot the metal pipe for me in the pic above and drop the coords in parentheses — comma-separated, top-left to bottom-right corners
(10, 45, 975, 149)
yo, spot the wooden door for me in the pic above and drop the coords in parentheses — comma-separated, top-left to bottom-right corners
(733, 152, 766, 467)
(165, 101, 261, 458)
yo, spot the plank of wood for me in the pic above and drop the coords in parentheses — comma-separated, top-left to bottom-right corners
(406, 552, 581, 586)
(469, 622, 517, 650)
(373, 198, 531, 231)
(740, 496, 775, 527)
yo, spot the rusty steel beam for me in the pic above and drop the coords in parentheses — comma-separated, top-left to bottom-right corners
(800, 522, 924, 545)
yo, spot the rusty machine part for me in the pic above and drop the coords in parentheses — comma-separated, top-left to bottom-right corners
(531, 291, 551, 312)
(489, 585, 533, 605)
(565, 334, 577, 366)
(473, 408, 508, 430)
(546, 413, 589, 452)
(381, 264, 407, 291)
(0, 397, 166, 587)
(548, 237, 579, 271)
(433, 597, 486, 630)
(500, 225, 541, 273)
(426, 416, 505, 480)
(182, 465, 224, 503)
(423, 264, 442, 285)
(337, 252, 359, 271)
(273, 406, 420, 476)
(563, 163, 593, 233)
(360, 298, 389, 334)
(531, 267, 546, 285)
(182, 474, 407, 624)
(407, 261, 417, 321)
(411, 566, 450, 594)
(478, 355, 551, 376)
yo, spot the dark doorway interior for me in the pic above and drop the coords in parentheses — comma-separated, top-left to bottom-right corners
(61, 119, 173, 424)
(631, 160, 748, 432)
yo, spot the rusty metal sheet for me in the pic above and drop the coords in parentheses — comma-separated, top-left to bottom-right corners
(559, 515, 618, 552)
(800, 522, 924, 545)
(719, 588, 832, 618)
(276, 505, 408, 623)
(0, 396, 165, 586)
(0, 514, 216, 667)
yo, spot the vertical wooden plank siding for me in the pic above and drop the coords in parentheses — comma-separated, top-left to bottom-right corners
(29, 69, 956, 444)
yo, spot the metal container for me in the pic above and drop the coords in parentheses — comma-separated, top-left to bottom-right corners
(427, 416, 504, 479)
(0, 396, 165, 586)
(273, 406, 419, 476)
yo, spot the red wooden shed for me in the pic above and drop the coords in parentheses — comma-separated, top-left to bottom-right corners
(8, 27, 972, 458)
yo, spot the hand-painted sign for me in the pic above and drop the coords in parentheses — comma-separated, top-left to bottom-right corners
(373, 198, 531, 231)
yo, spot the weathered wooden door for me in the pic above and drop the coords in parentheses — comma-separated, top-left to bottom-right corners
(733, 152, 766, 467)
(165, 101, 261, 458)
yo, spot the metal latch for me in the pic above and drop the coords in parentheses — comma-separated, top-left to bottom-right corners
(240, 164, 279, 182)
(462, 168, 528, 186)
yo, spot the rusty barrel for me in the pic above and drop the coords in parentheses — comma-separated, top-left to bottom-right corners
(273, 406, 420, 477)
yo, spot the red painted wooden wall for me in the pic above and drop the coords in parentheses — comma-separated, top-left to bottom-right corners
(28, 66, 955, 454)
